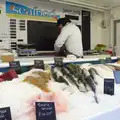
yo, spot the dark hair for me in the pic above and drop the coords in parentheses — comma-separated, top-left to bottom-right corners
(57, 18, 71, 26)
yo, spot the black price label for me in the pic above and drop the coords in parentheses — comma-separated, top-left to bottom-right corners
(54, 57, 63, 67)
(104, 79, 114, 95)
(9, 61, 21, 74)
(34, 60, 44, 70)
(36, 102, 56, 120)
(0, 107, 12, 120)
(106, 57, 112, 63)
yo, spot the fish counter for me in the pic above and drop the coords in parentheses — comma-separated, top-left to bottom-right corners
(0, 57, 120, 120)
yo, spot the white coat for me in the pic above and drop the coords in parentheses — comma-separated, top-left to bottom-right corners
(54, 23, 83, 57)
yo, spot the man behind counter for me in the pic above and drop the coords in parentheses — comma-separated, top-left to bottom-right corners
(54, 17, 83, 58)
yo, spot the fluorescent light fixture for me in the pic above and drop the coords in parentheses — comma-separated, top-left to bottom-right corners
(50, 0, 108, 11)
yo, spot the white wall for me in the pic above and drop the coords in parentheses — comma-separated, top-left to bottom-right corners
(0, 0, 110, 50)
(91, 12, 103, 49)
(110, 6, 120, 54)
(91, 11, 110, 49)
(110, 6, 120, 47)
(111, 7, 120, 20)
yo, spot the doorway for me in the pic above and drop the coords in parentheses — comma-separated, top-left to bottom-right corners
(114, 20, 120, 56)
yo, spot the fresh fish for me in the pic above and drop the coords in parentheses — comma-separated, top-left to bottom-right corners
(51, 68, 58, 81)
(60, 67, 80, 91)
(83, 68, 98, 104)
(89, 68, 99, 75)
(66, 64, 82, 80)
(86, 77, 98, 104)
(85, 76, 96, 93)
(66, 64, 76, 76)
(66, 64, 83, 76)
(82, 68, 90, 77)
(51, 67, 69, 86)
(94, 93, 99, 104)
(66, 64, 87, 92)
(58, 76, 69, 85)
(78, 73, 88, 91)
(88, 68, 98, 85)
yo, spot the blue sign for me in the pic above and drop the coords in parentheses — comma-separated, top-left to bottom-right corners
(113, 70, 120, 84)
(104, 79, 114, 95)
(36, 102, 56, 120)
(6, 1, 60, 19)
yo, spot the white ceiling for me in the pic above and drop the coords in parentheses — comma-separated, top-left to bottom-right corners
(68, 0, 120, 9)
(10, 0, 120, 9)
(12, 0, 120, 11)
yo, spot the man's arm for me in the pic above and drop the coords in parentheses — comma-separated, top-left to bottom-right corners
(54, 26, 70, 52)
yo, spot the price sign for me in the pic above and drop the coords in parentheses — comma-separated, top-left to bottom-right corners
(36, 102, 56, 120)
(9, 61, 21, 74)
(106, 57, 112, 63)
(0, 107, 12, 120)
(34, 60, 44, 70)
(54, 57, 63, 67)
(104, 79, 114, 95)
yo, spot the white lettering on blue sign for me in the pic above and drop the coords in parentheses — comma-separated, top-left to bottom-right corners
(6, 1, 60, 19)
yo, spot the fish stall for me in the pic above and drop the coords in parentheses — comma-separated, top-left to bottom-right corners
(0, 56, 120, 120)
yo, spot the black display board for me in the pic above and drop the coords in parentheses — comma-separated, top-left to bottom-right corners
(36, 102, 56, 120)
(28, 14, 90, 52)
(27, 21, 59, 51)
(0, 107, 12, 120)
(34, 60, 44, 70)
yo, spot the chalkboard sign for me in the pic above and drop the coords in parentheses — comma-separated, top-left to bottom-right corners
(36, 102, 56, 120)
(104, 79, 114, 95)
(34, 60, 44, 70)
(106, 57, 112, 63)
(54, 57, 63, 67)
(113, 71, 120, 84)
(9, 61, 21, 74)
(0, 107, 12, 120)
